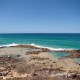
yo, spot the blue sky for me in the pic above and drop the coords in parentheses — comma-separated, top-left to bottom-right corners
(0, 0, 80, 33)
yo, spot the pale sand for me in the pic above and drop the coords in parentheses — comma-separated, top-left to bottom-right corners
(0, 47, 29, 56)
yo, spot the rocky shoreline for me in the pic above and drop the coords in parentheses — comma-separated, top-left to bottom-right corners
(0, 45, 80, 80)
(16, 44, 80, 58)
(0, 55, 80, 80)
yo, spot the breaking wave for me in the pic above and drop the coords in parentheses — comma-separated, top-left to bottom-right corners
(0, 43, 73, 51)
(0, 43, 19, 47)
(30, 43, 73, 51)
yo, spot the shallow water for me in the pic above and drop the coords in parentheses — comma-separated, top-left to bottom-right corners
(50, 52, 70, 58)
(50, 52, 80, 64)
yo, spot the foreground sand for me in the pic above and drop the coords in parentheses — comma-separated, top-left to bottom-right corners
(0, 46, 80, 80)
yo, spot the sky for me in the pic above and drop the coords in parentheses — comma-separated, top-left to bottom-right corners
(0, 0, 80, 33)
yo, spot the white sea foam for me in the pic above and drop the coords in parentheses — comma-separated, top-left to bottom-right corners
(0, 43, 73, 51)
(0, 43, 19, 47)
(30, 43, 73, 51)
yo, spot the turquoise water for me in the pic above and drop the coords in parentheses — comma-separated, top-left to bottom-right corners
(0, 33, 80, 49)
(50, 52, 70, 58)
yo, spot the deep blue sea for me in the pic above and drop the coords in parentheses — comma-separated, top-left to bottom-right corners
(0, 33, 80, 50)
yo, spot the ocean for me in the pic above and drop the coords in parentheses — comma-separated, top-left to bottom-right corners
(0, 33, 80, 50)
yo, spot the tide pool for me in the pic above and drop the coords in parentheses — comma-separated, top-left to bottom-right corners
(50, 52, 70, 58)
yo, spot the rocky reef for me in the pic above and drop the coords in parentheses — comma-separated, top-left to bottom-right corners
(63, 50, 80, 58)
(0, 45, 80, 80)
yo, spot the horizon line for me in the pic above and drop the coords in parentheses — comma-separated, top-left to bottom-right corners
(0, 32, 80, 34)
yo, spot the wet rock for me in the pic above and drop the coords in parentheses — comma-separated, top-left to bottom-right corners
(26, 51, 42, 55)
(75, 49, 80, 53)
(65, 52, 80, 58)
(41, 48, 51, 52)
(16, 45, 39, 49)
(16, 45, 51, 52)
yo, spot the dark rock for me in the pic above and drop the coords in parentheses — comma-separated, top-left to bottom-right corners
(33, 73, 37, 76)
(72, 74, 77, 79)
(0, 73, 2, 76)
(75, 49, 80, 53)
